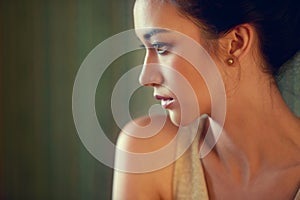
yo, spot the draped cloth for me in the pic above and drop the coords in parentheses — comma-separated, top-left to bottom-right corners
(173, 116, 209, 200)
(295, 190, 300, 200)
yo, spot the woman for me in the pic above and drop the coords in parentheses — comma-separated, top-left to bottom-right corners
(113, 0, 300, 199)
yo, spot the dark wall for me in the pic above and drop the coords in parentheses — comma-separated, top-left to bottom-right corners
(0, 0, 141, 199)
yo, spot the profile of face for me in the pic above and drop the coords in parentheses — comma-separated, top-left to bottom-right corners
(134, 0, 220, 126)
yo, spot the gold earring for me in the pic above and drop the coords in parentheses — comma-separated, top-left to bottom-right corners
(227, 58, 234, 65)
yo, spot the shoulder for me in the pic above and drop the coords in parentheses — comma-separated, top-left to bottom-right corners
(113, 115, 177, 200)
(116, 115, 178, 153)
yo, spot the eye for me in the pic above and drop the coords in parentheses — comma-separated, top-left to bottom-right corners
(152, 42, 170, 55)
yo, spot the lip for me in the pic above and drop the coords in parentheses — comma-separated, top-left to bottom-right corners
(155, 95, 175, 109)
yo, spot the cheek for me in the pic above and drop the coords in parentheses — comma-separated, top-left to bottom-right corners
(174, 59, 211, 112)
(191, 72, 211, 115)
(163, 58, 212, 124)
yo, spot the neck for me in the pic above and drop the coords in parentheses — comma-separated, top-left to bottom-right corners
(211, 73, 300, 182)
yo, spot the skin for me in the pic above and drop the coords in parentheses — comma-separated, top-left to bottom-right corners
(113, 0, 300, 199)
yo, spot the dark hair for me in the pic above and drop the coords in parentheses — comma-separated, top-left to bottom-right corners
(166, 0, 300, 75)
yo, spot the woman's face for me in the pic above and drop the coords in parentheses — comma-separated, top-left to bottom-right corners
(134, 0, 214, 126)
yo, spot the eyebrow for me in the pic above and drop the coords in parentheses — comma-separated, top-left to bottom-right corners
(143, 29, 169, 40)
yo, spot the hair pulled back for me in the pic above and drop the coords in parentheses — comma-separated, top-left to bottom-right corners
(166, 0, 300, 75)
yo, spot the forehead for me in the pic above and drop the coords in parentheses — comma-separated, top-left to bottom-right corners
(133, 0, 200, 35)
(134, 0, 203, 46)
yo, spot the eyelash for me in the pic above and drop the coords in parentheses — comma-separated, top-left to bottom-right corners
(140, 42, 170, 55)
(152, 43, 169, 55)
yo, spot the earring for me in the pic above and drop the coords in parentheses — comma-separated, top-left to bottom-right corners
(227, 58, 234, 65)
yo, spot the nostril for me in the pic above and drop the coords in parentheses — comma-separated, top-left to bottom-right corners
(144, 83, 159, 87)
(139, 71, 163, 87)
(138, 76, 158, 87)
(138, 64, 163, 86)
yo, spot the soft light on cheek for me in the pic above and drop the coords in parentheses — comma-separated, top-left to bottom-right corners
(168, 100, 202, 127)
(157, 59, 208, 126)
(168, 86, 202, 126)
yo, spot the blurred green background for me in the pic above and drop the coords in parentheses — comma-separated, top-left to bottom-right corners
(0, 0, 155, 199)
(0, 0, 299, 199)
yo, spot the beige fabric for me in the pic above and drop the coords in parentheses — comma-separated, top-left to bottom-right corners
(173, 117, 209, 200)
(172, 117, 300, 200)
(295, 189, 300, 200)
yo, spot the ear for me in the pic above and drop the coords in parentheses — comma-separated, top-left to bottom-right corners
(222, 24, 255, 61)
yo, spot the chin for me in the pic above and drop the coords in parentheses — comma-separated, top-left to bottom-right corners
(169, 112, 180, 127)
(168, 110, 199, 127)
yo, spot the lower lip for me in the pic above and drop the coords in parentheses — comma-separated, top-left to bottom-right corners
(161, 99, 175, 109)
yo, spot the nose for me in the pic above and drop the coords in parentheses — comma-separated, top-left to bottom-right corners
(139, 52, 164, 86)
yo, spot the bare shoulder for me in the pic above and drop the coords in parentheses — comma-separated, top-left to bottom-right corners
(113, 115, 177, 200)
(116, 115, 178, 152)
